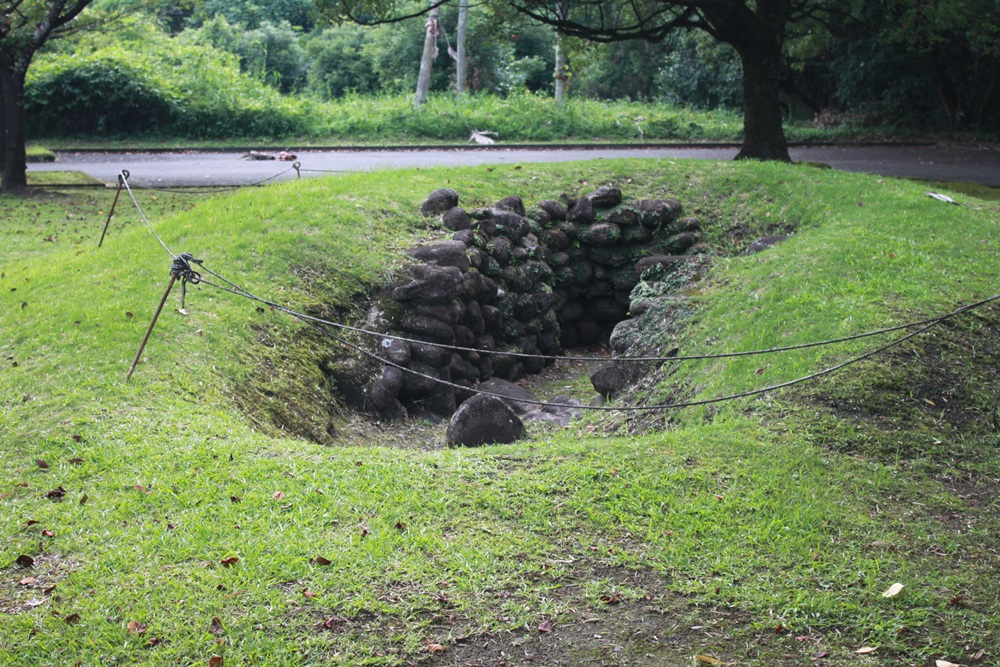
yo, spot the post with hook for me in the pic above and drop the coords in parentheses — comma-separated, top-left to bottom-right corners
(98, 170, 130, 247)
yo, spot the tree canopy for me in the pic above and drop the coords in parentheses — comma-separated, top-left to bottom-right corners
(2, 0, 102, 192)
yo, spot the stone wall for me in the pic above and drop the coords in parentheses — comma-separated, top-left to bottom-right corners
(348, 186, 709, 420)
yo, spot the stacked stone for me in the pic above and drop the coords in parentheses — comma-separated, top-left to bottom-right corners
(363, 186, 705, 421)
(540, 187, 703, 348)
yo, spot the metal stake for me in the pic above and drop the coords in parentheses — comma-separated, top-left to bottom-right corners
(126, 272, 176, 381)
(98, 170, 129, 247)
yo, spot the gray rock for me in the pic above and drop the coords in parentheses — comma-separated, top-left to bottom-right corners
(588, 186, 623, 208)
(567, 197, 595, 225)
(421, 188, 460, 215)
(408, 240, 470, 272)
(579, 223, 621, 247)
(379, 338, 411, 366)
(747, 234, 789, 254)
(393, 264, 464, 303)
(495, 195, 526, 217)
(662, 231, 700, 255)
(636, 199, 683, 227)
(590, 360, 650, 398)
(452, 229, 476, 245)
(635, 255, 688, 277)
(522, 395, 584, 427)
(446, 394, 523, 447)
(442, 206, 473, 231)
(538, 199, 567, 221)
(368, 366, 405, 412)
(492, 211, 531, 241)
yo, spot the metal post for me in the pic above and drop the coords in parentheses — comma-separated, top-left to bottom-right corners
(126, 273, 177, 381)
(98, 170, 129, 247)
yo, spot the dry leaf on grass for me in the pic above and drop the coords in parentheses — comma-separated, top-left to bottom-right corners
(882, 582, 904, 597)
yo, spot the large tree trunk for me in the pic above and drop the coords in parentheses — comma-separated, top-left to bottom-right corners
(455, 0, 469, 92)
(414, 4, 440, 108)
(735, 41, 790, 161)
(0, 62, 29, 194)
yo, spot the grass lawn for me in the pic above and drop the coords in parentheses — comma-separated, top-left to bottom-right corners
(1, 160, 998, 666)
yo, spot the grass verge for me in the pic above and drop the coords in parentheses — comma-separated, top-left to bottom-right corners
(1, 161, 998, 666)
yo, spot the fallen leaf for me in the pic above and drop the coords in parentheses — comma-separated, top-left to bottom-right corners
(426, 643, 447, 654)
(855, 646, 877, 654)
(220, 557, 239, 567)
(311, 556, 332, 566)
(68, 458, 84, 465)
(127, 620, 148, 634)
(229, 496, 241, 504)
(146, 637, 163, 647)
(882, 583, 904, 598)
(177, 308, 189, 316)
(272, 491, 285, 500)
(394, 521, 406, 531)
(24, 598, 45, 608)
(42, 530, 55, 537)
(19, 577, 37, 586)
(302, 589, 317, 598)
(695, 656, 725, 665)
(538, 620, 555, 633)
(359, 529, 368, 538)
(46, 486, 66, 499)
(16, 554, 34, 568)
(600, 592, 622, 605)
(64, 612, 81, 625)
(35, 459, 49, 469)
(79, 493, 88, 506)
(209, 656, 223, 667)
(126, 311, 135, 319)
(210, 617, 224, 636)
(814, 651, 829, 659)
(936, 661, 962, 667)
(25, 519, 39, 526)
(71, 434, 82, 443)
(973, 650, 985, 661)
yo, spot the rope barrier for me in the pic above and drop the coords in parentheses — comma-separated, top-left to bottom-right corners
(113, 169, 1000, 415)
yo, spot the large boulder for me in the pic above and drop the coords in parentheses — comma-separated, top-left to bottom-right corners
(421, 188, 460, 215)
(477, 378, 538, 414)
(393, 264, 464, 303)
(446, 394, 524, 447)
(587, 186, 623, 208)
(521, 395, 584, 427)
(408, 240, 470, 272)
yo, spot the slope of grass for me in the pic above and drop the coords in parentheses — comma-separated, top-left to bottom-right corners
(1, 161, 998, 666)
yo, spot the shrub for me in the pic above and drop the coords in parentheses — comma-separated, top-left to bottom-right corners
(25, 57, 177, 136)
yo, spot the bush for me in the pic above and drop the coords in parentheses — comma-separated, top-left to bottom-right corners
(25, 58, 177, 136)
(26, 18, 319, 138)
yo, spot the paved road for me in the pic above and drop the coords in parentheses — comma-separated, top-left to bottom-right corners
(30, 143, 1000, 187)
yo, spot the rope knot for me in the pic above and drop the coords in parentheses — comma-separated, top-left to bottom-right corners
(171, 253, 202, 285)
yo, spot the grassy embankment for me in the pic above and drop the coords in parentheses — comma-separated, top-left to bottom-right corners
(1, 160, 998, 666)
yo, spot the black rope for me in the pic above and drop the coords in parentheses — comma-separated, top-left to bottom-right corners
(170, 253, 202, 310)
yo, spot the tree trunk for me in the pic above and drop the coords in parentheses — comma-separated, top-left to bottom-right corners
(554, 30, 569, 105)
(455, 0, 469, 93)
(734, 39, 790, 161)
(0, 62, 29, 194)
(414, 5, 440, 108)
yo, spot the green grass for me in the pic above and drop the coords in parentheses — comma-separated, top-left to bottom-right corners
(27, 91, 940, 149)
(25, 145, 56, 163)
(2, 162, 998, 666)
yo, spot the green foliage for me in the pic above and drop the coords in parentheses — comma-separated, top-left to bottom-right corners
(24, 57, 177, 135)
(303, 24, 380, 98)
(24, 18, 316, 138)
(194, 0, 315, 30)
(656, 32, 743, 109)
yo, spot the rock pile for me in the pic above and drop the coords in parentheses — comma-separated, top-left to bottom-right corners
(348, 185, 708, 424)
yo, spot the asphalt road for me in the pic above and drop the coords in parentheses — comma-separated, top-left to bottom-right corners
(30, 142, 1000, 187)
